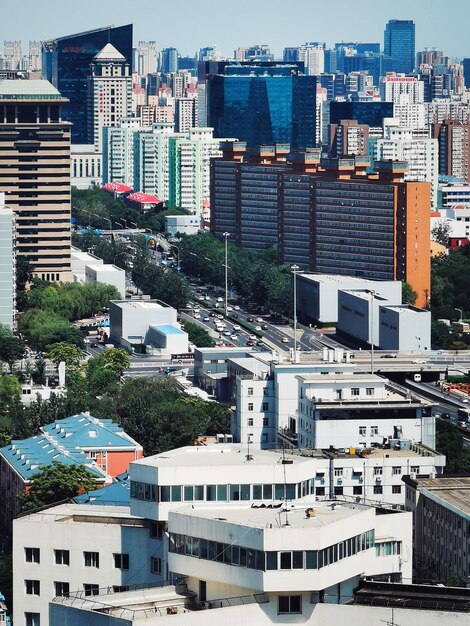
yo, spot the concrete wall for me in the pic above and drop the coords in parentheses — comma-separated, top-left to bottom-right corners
(379, 306, 431, 351)
(109, 301, 177, 344)
(85, 264, 126, 298)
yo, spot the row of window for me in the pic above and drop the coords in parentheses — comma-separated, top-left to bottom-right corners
(169, 529, 375, 571)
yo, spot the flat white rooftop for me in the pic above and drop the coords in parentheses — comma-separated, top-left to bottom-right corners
(112, 300, 166, 310)
(299, 273, 389, 286)
(87, 263, 124, 273)
(172, 500, 370, 530)
(14, 503, 142, 524)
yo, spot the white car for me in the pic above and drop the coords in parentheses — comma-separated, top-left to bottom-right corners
(249, 334, 256, 341)
(255, 326, 262, 331)
(217, 297, 224, 302)
(256, 317, 263, 322)
(234, 305, 240, 310)
(194, 313, 201, 319)
(223, 330, 231, 336)
(233, 325, 241, 331)
(203, 316, 210, 322)
(231, 334, 238, 340)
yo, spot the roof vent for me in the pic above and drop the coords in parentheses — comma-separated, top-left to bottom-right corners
(89, 430, 97, 438)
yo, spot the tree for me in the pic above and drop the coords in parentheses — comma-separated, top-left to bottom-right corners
(46, 342, 84, 368)
(0, 374, 22, 408)
(431, 220, 451, 247)
(402, 282, 418, 306)
(182, 320, 215, 347)
(17, 461, 97, 512)
(15, 256, 33, 311)
(89, 348, 130, 377)
(0, 325, 25, 372)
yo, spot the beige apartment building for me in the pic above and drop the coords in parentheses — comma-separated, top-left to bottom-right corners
(0, 79, 71, 282)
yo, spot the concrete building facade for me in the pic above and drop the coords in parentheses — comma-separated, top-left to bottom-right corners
(0, 194, 16, 328)
(0, 80, 72, 282)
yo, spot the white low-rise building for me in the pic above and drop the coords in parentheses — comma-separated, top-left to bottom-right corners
(379, 305, 431, 352)
(296, 274, 402, 325)
(13, 504, 163, 626)
(164, 214, 200, 237)
(85, 263, 126, 298)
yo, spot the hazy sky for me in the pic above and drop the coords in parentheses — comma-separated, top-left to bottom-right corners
(4, 0, 470, 59)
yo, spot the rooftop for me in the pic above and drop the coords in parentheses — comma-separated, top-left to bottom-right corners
(414, 476, 470, 516)
(14, 503, 140, 525)
(93, 43, 126, 62)
(111, 299, 167, 310)
(298, 273, 391, 286)
(0, 79, 66, 101)
(172, 499, 371, 531)
(150, 324, 186, 335)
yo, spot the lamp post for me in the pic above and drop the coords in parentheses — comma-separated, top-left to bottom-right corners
(114, 221, 124, 231)
(223, 232, 230, 317)
(291, 265, 299, 361)
(100, 216, 112, 231)
(455, 307, 463, 323)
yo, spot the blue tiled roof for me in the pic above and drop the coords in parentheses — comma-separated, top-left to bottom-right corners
(0, 413, 137, 482)
(73, 478, 130, 506)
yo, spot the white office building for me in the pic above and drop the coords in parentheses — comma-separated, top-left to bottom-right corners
(0, 195, 16, 329)
(297, 44, 325, 76)
(71, 145, 102, 189)
(380, 75, 424, 104)
(84, 264, 126, 298)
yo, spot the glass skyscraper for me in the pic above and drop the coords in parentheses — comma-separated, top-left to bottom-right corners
(384, 20, 415, 75)
(42, 24, 133, 143)
(207, 62, 317, 151)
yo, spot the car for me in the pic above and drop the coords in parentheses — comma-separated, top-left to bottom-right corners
(226, 306, 233, 312)
(203, 316, 210, 322)
(223, 330, 231, 336)
(261, 324, 268, 330)
(233, 325, 241, 331)
(204, 295, 211, 301)
(234, 305, 240, 310)
(412, 359, 426, 364)
(256, 340, 264, 346)
(186, 303, 193, 309)
(90, 342, 99, 348)
(214, 302, 220, 308)
(217, 297, 224, 302)
(256, 317, 263, 323)
(247, 317, 254, 322)
(217, 314, 224, 319)
(194, 313, 201, 319)
(441, 412, 451, 419)
(249, 334, 256, 341)
(281, 337, 289, 343)
(381, 353, 397, 358)
(197, 295, 205, 301)
(246, 340, 254, 346)
(209, 312, 216, 317)
(255, 326, 262, 331)
(231, 334, 238, 340)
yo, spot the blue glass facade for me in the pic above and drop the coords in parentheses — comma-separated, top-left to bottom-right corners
(207, 64, 316, 151)
(329, 101, 394, 127)
(42, 24, 133, 143)
(384, 20, 415, 74)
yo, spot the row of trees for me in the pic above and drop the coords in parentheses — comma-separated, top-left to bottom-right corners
(179, 233, 294, 318)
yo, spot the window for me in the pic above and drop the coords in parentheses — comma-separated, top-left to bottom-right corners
(262, 402, 269, 411)
(392, 485, 402, 494)
(410, 466, 419, 474)
(263, 417, 269, 426)
(316, 487, 325, 496)
(359, 426, 366, 436)
(366, 388, 375, 396)
(25, 613, 40, 626)
(374, 467, 383, 476)
(113, 585, 129, 593)
(334, 468, 343, 478)
(83, 584, 99, 596)
(25, 580, 40, 595)
(334, 486, 343, 495)
(351, 387, 360, 396)
(54, 581, 69, 597)
(373, 485, 383, 495)
(248, 403, 253, 411)
(248, 387, 253, 396)
(25, 547, 40, 563)
(248, 418, 254, 426)
(151, 557, 161, 574)
(370, 426, 378, 436)
(278, 595, 302, 614)
(54, 549, 70, 565)
(392, 466, 401, 476)
(114, 554, 129, 570)
(84, 552, 99, 568)
(353, 486, 363, 495)
(150, 522, 164, 539)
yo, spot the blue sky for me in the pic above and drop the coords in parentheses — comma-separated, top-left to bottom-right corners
(5, 0, 470, 59)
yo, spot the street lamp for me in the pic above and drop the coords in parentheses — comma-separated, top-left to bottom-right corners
(455, 307, 463, 323)
(114, 221, 124, 230)
(100, 216, 112, 231)
(291, 265, 299, 361)
(223, 232, 230, 317)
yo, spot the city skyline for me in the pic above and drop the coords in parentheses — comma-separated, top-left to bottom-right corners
(3, 0, 470, 60)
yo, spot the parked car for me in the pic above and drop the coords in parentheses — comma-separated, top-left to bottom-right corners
(261, 324, 268, 330)
(281, 337, 289, 343)
(247, 317, 254, 322)
(246, 340, 254, 346)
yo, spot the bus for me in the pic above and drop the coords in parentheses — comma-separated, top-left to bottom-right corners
(457, 408, 470, 423)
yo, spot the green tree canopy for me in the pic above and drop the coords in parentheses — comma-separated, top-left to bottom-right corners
(17, 461, 97, 512)
(182, 320, 215, 348)
(0, 325, 25, 372)
(46, 342, 84, 368)
(402, 282, 418, 306)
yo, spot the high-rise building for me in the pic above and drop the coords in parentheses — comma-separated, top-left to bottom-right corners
(384, 19, 415, 74)
(161, 47, 178, 74)
(0, 80, 72, 282)
(329, 119, 369, 158)
(174, 97, 198, 133)
(433, 119, 470, 182)
(297, 44, 325, 76)
(135, 40, 156, 76)
(329, 101, 394, 128)
(3, 41, 22, 70)
(0, 194, 16, 329)
(87, 43, 132, 152)
(211, 146, 431, 306)
(42, 25, 133, 144)
(380, 74, 424, 104)
(462, 58, 470, 89)
(28, 41, 42, 72)
(207, 62, 316, 151)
